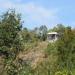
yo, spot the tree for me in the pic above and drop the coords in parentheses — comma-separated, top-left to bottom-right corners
(56, 24, 65, 36)
(21, 27, 38, 43)
(39, 25, 48, 41)
(0, 9, 23, 58)
(48, 26, 57, 32)
(21, 28, 31, 43)
(0, 9, 25, 75)
(57, 26, 75, 70)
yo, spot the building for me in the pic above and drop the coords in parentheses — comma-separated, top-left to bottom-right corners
(47, 32, 58, 42)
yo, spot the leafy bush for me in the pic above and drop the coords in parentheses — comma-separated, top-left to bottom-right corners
(54, 70, 73, 75)
(45, 42, 57, 55)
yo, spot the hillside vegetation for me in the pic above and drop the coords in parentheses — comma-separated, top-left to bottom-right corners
(0, 10, 75, 75)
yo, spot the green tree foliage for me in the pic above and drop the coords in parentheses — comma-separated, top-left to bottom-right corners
(48, 24, 65, 33)
(56, 24, 65, 37)
(32, 25, 48, 41)
(21, 28, 31, 43)
(0, 10, 24, 75)
(48, 26, 57, 32)
(57, 26, 75, 70)
(38, 25, 48, 41)
(0, 10, 23, 58)
(21, 28, 38, 43)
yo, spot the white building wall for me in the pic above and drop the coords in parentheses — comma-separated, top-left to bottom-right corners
(47, 32, 58, 42)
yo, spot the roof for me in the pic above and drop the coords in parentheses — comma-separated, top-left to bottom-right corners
(47, 32, 58, 35)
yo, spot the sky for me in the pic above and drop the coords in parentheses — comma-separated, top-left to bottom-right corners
(0, 0, 75, 29)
